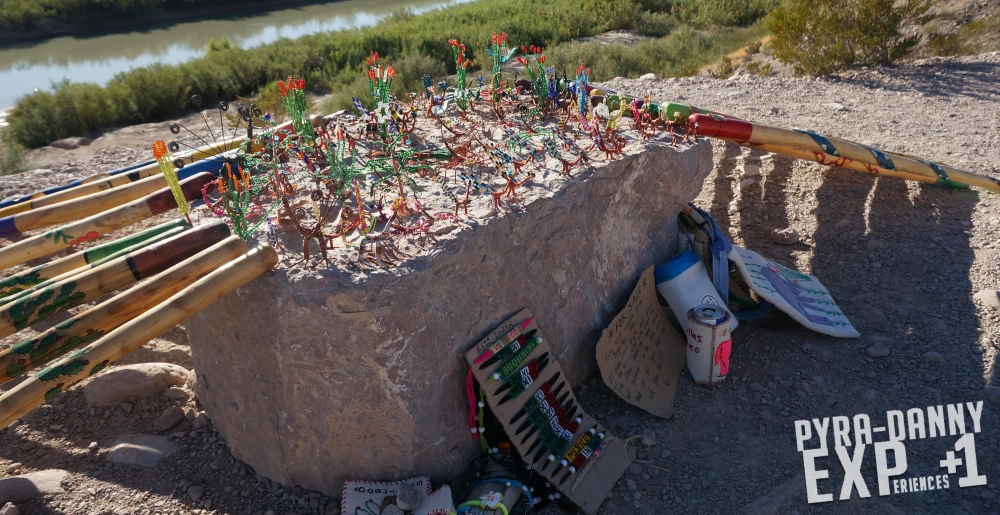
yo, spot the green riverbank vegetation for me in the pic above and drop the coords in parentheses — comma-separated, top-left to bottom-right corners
(927, 6, 1000, 57)
(6, 0, 778, 149)
(767, 0, 933, 76)
(0, 0, 246, 31)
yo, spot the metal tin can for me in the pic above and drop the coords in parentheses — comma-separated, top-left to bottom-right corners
(685, 305, 732, 385)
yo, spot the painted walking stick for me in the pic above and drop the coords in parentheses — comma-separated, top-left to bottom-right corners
(0, 232, 246, 383)
(0, 160, 155, 212)
(0, 114, 319, 218)
(0, 225, 188, 307)
(691, 113, 1000, 193)
(0, 157, 229, 219)
(0, 172, 202, 239)
(0, 244, 278, 429)
(751, 142, 968, 188)
(0, 218, 188, 302)
(0, 221, 230, 340)
(0, 172, 215, 272)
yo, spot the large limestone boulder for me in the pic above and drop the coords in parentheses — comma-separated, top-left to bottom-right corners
(186, 140, 713, 493)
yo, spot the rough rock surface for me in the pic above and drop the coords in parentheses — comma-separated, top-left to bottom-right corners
(0, 469, 66, 505)
(186, 140, 712, 492)
(105, 435, 178, 467)
(83, 363, 190, 407)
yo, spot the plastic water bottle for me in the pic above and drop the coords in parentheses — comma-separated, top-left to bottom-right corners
(654, 249, 737, 332)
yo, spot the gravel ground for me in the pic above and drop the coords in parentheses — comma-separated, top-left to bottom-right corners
(1, 51, 1000, 515)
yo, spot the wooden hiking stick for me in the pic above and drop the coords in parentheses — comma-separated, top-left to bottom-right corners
(0, 218, 189, 302)
(0, 160, 154, 212)
(0, 156, 231, 219)
(0, 172, 215, 272)
(0, 226, 188, 307)
(691, 113, 1000, 193)
(0, 221, 230, 340)
(750, 143, 967, 188)
(0, 173, 207, 239)
(0, 115, 317, 217)
(0, 234, 248, 383)
(0, 244, 278, 429)
(0, 137, 246, 217)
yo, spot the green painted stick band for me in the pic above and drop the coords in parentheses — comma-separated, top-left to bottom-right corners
(0, 221, 230, 340)
(0, 226, 188, 306)
(0, 231, 246, 383)
(935, 178, 970, 189)
(0, 218, 189, 303)
(0, 245, 278, 429)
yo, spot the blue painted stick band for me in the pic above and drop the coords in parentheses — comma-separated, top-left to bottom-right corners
(924, 160, 949, 180)
(795, 130, 840, 157)
(0, 216, 19, 239)
(177, 157, 227, 179)
(868, 148, 896, 170)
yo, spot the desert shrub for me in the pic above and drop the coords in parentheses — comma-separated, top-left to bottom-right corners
(928, 8, 1000, 56)
(389, 53, 448, 99)
(0, 129, 28, 176)
(672, 0, 779, 28)
(584, 0, 642, 31)
(321, 72, 372, 115)
(633, 10, 675, 37)
(745, 39, 762, 55)
(767, 0, 933, 75)
(634, 0, 672, 11)
(546, 22, 769, 80)
(712, 56, 735, 79)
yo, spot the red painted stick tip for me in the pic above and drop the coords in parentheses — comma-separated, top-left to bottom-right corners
(688, 113, 753, 142)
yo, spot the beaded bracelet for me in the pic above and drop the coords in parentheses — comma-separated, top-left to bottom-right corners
(457, 499, 508, 515)
(466, 477, 534, 508)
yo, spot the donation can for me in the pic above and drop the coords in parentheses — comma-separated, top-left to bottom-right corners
(685, 304, 732, 385)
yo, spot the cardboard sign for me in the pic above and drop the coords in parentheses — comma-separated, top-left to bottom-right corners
(464, 309, 630, 515)
(596, 265, 687, 419)
(730, 246, 860, 338)
(340, 476, 454, 515)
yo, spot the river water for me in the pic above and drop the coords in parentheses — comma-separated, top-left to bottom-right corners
(0, 0, 473, 109)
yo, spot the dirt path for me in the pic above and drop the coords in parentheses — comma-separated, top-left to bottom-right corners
(1, 52, 999, 515)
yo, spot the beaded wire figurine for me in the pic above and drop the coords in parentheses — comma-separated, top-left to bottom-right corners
(151, 140, 190, 224)
(191, 32, 679, 269)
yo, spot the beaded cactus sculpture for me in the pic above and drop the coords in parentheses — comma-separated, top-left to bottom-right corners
(277, 76, 315, 142)
(151, 140, 190, 223)
(448, 39, 472, 111)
